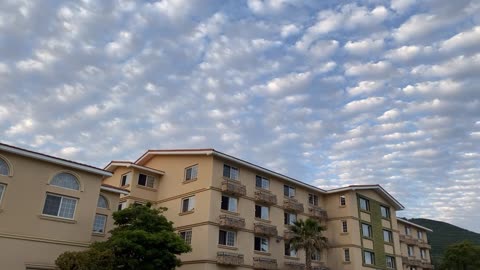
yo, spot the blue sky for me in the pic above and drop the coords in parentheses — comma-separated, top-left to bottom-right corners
(0, 0, 479, 232)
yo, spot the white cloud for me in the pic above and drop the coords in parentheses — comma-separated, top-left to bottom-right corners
(344, 61, 394, 78)
(344, 38, 384, 55)
(343, 97, 385, 113)
(348, 81, 384, 96)
(440, 26, 480, 52)
(252, 71, 312, 96)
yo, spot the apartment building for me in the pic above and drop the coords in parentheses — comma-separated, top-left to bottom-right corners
(0, 143, 128, 270)
(103, 148, 419, 270)
(397, 219, 434, 270)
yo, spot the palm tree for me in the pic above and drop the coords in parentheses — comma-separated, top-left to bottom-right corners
(288, 218, 328, 270)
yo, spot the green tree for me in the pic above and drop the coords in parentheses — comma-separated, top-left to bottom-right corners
(440, 241, 480, 270)
(288, 218, 328, 270)
(56, 204, 191, 270)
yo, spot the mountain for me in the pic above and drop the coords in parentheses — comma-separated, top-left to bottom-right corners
(408, 218, 480, 265)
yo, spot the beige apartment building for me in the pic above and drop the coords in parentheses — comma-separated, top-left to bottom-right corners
(103, 148, 434, 270)
(0, 143, 128, 270)
(397, 219, 434, 270)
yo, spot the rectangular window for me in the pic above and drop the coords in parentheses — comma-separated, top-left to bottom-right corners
(221, 195, 238, 212)
(138, 173, 155, 188)
(308, 193, 319, 206)
(417, 231, 423, 240)
(223, 164, 239, 180)
(342, 220, 348, 233)
(409, 267, 417, 270)
(381, 205, 390, 218)
(340, 195, 346, 206)
(179, 230, 192, 245)
(181, 196, 195, 213)
(408, 245, 414, 257)
(383, 230, 393, 243)
(284, 212, 297, 225)
(284, 243, 297, 257)
(42, 194, 77, 219)
(255, 205, 269, 220)
(420, 249, 427, 259)
(255, 175, 270, 189)
(364, 250, 375, 265)
(359, 197, 370, 211)
(311, 250, 321, 261)
(0, 183, 5, 203)
(120, 173, 130, 186)
(405, 226, 411, 235)
(254, 236, 269, 252)
(284, 185, 295, 198)
(185, 165, 198, 181)
(344, 248, 350, 262)
(386, 256, 396, 269)
(117, 201, 127, 211)
(93, 214, 107, 233)
(219, 230, 236, 247)
(362, 223, 372, 238)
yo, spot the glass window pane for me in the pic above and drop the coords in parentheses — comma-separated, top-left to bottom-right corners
(43, 194, 61, 216)
(97, 195, 108, 208)
(256, 176, 262, 187)
(59, 197, 77, 219)
(229, 197, 237, 212)
(219, 230, 226, 245)
(261, 238, 268, 252)
(221, 196, 229, 210)
(230, 167, 239, 180)
(0, 184, 5, 202)
(0, 158, 9, 176)
(223, 165, 230, 178)
(138, 174, 147, 186)
(186, 168, 192, 180)
(51, 173, 80, 190)
(93, 214, 107, 233)
(227, 231, 235, 246)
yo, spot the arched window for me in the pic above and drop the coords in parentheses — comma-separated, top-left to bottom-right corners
(0, 158, 9, 176)
(97, 195, 108, 209)
(50, 172, 80, 190)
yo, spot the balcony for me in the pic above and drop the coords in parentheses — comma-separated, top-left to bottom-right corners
(309, 206, 328, 221)
(284, 198, 304, 213)
(284, 230, 296, 240)
(285, 262, 305, 270)
(421, 262, 434, 269)
(255, 190, 277, 205)
(221, 179, 246, 196)
(217, 252, 244, 266)
(219, 215, 245, 229)
(399, 235, 417, 245)
(418, 242, 432, 249)
(402, 256, 423, 267)
(312, 266, 329, 270)
(253, 257, 277, 269)
(254, 223, 278, 237)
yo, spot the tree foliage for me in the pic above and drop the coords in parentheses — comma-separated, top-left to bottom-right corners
(56, 204, 191, 270)
(288, 218, 328, 270)
(440, 241, 480, 270)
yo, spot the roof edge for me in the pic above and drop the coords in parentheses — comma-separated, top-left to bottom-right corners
(397, 218, 433, 232)
(101, 184, 130, 195)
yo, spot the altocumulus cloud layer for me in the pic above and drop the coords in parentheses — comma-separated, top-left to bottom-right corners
(0, 0, 479, 231)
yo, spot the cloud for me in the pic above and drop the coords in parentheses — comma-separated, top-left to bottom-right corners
(344, 38, 384, 55)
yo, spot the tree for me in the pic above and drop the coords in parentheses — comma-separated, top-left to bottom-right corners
(288, 218, 328, 270)
(440, 241, 480, 270)
(56, 204, 191, 270)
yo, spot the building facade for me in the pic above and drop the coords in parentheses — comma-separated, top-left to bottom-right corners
(0, 143, 128, 270)
(397, 219, 434, 270)
(103, 148, 432, 270)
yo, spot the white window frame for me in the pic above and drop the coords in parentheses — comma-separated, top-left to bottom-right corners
(340, 195, 346, 206)
(219, 229, 236, 247)
(42, 193, 78, 220)
(364, 250, 375, 265)
(93, 214, 107, 234)
(0, 183, 6, 204)
(118, 201, 127, 211)
(341, 220, 348, 233)
(359, 197, 370, 211)
(179, 230, 192, 245)
(181, 196, 195, 213)
(408, 245, 414, 257)
(254, 236, 269, 252)
(120, 173, 130, 186)
(284, 212, 297, 225)
(386, 255, 396, 269)
(380, 205, 390, 218)
(284, 185, 295, 198)
(97, 195, 109, 209)
(362, 223, 372, 238)
(255, 204, 269, 220)
(308, 193, 319, 206)
(223, 164, 239, 180)
(417, 231, 423, 240)
(420, 249, 427, 259)
(285, 242, 297, 257)
(255, 175, 270, 189)
(0, 158, 10, 176)
(185, 165, 198, 181)
(50, 172, 80, 191)
(138, 173, 155, 188)
(221, 195, 238, 212)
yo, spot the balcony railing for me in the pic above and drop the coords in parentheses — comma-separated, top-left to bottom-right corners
(219, 215, 246, 229)
(284, 230, 296, 240)
(309, 206, 328, 221)
(285, 262, 305, 270)
(402, 256, 423, 267)
(312, 266, 329, 270)
(284, 198, 304, 213)
(418, 242, 432, 249)
(253, 257, 277, 269)
(254, 223, 278, 237)
(400, 235, 417, 245)
(221, 179, 246, 196)
(255, 189, 277, 205)
(217, 252, 244, 266)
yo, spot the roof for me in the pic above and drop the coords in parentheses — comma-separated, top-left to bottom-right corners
(101, 184, 130, 195)
(397, 218, 433, 232)
(104, 161, 165, 175)
(0, 142, 112, 177)
(326, 184, 404, 210)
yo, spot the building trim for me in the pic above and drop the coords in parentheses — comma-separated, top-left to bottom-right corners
(100, 184, 130, 195)
(397, 218, 433, 232)
(0, 231, 90, 247)
(104, 161, 165, 175)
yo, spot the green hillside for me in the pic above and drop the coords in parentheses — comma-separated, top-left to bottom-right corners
(407, 218, 480, 265)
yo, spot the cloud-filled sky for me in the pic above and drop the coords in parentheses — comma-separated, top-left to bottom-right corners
(1, 0, 479, 232)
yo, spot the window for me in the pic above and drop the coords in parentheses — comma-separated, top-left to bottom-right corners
(309, 193, 318, 206)
(223, 164, 239, 180)
(97, 195, 108, 209)
(364, 250, 375, 265)
(409, 267, 417, 270)
(341, 220, 348, 233)
(179, 230, 192, 245)
(359, 197, 370, 211)
(255, 175, 269, 189)
(138, 173, 155, 188)
(255, 205, 269, 220)
(284, 212, 297, 225)
(420, 249, 427, 259)
(311, 250, 321, 261)
(284, 185, 295, 198)
(362, 223, 372, 238)
(0, 183, 5, 203)
(221, 195, 238, 212)
(93, 214, 107, 233)
(417, 231, 423, 240)
(284, 242, 297, 257)
(408, 245, 414, 257)
(120, 173, 130, 186)
(344, 248, 350, 262)
(340, 195, 346, 206)
(181, 196, 195, 213)
(219, 230, 236, 247)
(42, 194, 77, 219)
(254, 236, 269, 252)
(185, 165, 198, 181)
(383, 230, 393, 243)
(381, 206, 390, 218)
(0, 158, 9, 176)
(50, 173, 80, 190)
(386, 256, 396, 269)
(405, 226, 411, 235)
(118, 202, 127, 211)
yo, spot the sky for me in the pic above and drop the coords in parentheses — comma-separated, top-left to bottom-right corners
(0, 0, 479, 232)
